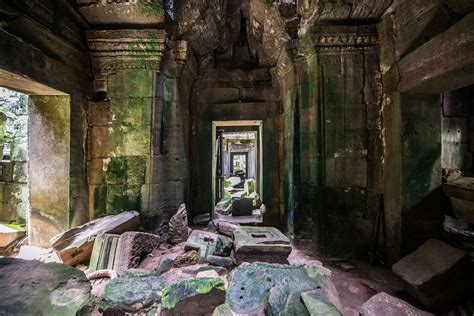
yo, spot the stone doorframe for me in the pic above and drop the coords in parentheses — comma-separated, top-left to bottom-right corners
(0, 69, 71, 247)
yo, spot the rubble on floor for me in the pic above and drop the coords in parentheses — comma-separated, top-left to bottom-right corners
(443, 176, 474, 224)
(168, 203, 190, 244)
(233, 226, 292, 264)
(0, 223, 25, 249)
(50, 211, 140, 266)
(444, 215, 474, 260)
(161, 277, 226, 315)
(215, 262, 343, 315)
(185, 230, 234, 267)
(0, 257, 93, 315)
(360, 292, 433, 316)
(392, 239, 468, 310)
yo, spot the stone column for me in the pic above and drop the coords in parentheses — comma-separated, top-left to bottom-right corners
(86, 29, 165, 219)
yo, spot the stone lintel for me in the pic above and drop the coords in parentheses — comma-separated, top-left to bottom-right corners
(398, 12, 474, 93)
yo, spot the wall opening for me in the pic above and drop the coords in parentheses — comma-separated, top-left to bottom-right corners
(211, 120, 264, 223)
(0, 70, 70, 248)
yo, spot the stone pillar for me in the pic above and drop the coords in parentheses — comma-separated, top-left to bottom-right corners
(28, 95, 71, 246)
(150, 40, 195, 226)
(86, 29, 165, 219)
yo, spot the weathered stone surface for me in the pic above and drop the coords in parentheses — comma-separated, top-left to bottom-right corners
(50, 211, 140, 266)
(88, 233, 120, 272)
(161, 277, 226, 315)
(168, 203, 189, 244)
(360, 292, 433, 316)
(218, 263, 341, 315)
(115, 231, 161, 275)
(79, 1, 165, 26)
(99, 273, 165, 313)
(392, 239, 467, 308)
(0, 258, 93, 315)
(185, 230, 219, 259)
(233, 226, 292, 264)
(444, 177, 474, 224)
(301, 290, 342, 316)
(444, 215, 474, 251)
(0, 223, 25, 248)
(398, 12, 474, 93)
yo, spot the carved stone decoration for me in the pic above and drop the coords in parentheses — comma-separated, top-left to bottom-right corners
(78, 0, 165, 26)
(86, 29, 166, 96)
(312, 25, 378, 50)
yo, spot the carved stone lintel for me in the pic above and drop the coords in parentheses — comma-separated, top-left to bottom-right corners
(312, 25, 378, 48)
(87, 29, 166, 74)
(86, 29, 166, 96)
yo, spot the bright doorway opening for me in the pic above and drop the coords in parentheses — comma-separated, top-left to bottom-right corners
(211, 120, 264, 223)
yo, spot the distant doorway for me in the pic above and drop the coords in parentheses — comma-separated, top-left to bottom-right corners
(211, 121, 263, 217)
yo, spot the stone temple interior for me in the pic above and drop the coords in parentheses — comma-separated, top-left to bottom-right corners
(0, 0, 473, 315)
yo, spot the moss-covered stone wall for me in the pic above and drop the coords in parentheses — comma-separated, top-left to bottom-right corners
(88, 69, 154, 219)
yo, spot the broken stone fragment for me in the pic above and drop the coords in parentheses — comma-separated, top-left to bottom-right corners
(360, 292, 433, 316)
(0, 223, 26, 249)
(193, 213, 211, 225)
(99, 273, 166, 314)
(161, 277, 226, 315)
(233, 226, 292, 265)
(217, 262, 341, 315)
(185, 230, 219, 260)
(50, 211, 140, 266)
(392, 239, 468, 309)
(174, 250, 199, 267)
(0, 258, 94, 315)
(114, 231, 161, 275)
(214, 235, 233, 257)
(168, 203, 189, 244)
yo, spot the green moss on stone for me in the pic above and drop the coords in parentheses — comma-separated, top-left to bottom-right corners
(161, 278, 225, 310)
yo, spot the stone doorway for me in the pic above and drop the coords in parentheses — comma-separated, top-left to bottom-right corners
(212, 120, 263, 221)
(0, 70, 71, 247)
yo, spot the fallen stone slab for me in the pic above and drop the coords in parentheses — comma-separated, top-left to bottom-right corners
(114, 231, 161, 275)
(215, 220, 240, 237)
(88, 233, 120, 272)
(168, 204, 189, 244)
(215, 262, 342, 315)
(193, 213, 211, 225)
(160, 277, 226, 315)
(99, 273, 166, 313)
(233, 226, 292, 264)
(301, 290, 342, 316)
(50, 211, 140, 266)
(360, 292, 433, 316)
(392, 239, 468, 309)
(443, 215, 474, 251)
(0, 223, 25, 248)
(0, 258, 93, 315)
(443, 177, 474, 224)
(185, 230, 219, 260)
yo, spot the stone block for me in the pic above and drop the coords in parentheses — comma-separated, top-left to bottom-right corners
(443, 177, 474, 202)
(9, 138, 27, 161)
(233, 226, 292, 265)
(89, 233, 120, 272)
(110, 97, 152, 127)
(88, 101, 112, 126)
(105, 156, 146, 185)
(360, 292, 433, 316)
(106, 185, 142, 214)
(108, 69, 154, 99)
(0, 161, 13, 182)
(50, 211, 140, 266)
(195, 87, 240, 104)
(392, 239, 467, 309)
(216, 263, 342, 315)
(99, 274, 165, 314)
(12, 161, 27, 183)
(114, 232, 161, 275)
(88, 158, 106, 185)
(0, 258, 93, 315)
(0, 223, 26, 247)
(168, 204, 189, 245)
(161, 278, 226, 315)
(301, 290, 342, 316)
(90, 126, 109, 158)
(108, 125, 151, 157)
(185, 230, 219, 260)
(450, 197, 474, 225)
